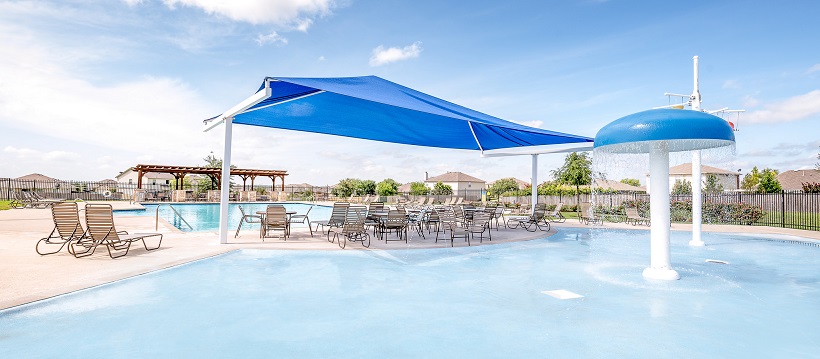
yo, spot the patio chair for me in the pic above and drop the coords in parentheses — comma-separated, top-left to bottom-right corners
(466, 212, 492, 245)
(70, 204, 163, 259)
(381, 209, 408, 243)
(288, 205, 314, 236)
(311, 202, 349, 242)
(262, 205, 289, 240)
(437, 210, 468, 247)
(36, 202, 86, 255)
(625, 207, 650, 226)
(364, 201, 385, 234)
(489, 205, 506, 230)
(9, 191, 29, 209)
(546, 203, 567, 223)
(23, 192, 54, 209)
(234, 204, 262, 238)
(454, 197, 464, 205)
(332, 207, 370, 249)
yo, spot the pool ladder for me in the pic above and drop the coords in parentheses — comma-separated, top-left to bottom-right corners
(155, 204, 194, 231)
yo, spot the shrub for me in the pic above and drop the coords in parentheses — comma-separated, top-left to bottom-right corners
(802, 182, 820, 193)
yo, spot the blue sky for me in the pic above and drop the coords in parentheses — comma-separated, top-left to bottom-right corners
(1, 0, 818, 186)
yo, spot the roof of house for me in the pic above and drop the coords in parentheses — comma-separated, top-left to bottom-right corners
(115, 168, 175, 180)
(398, 183, 412, 192)
(488, 178, 530, 189)
(425, 171, 485, 183)
(594, 179, 646, 192)
(15, 173, 58, 182)
(777, 169, 820, 191)
(668, 163, 738, 175)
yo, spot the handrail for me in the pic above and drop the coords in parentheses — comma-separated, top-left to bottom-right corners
(155, 204, 194, 231)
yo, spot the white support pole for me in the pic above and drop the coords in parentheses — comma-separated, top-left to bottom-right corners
(690, 151, 705, 246)
(531, 154, 538, 215)
(690, 55, 705, 247)
(218, 117, 233, 244)
(644, 142, 680, 281)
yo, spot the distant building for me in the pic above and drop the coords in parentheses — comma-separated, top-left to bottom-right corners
(12, 173, 61, 189)
(646, 163, 739, 194)
(425, 171, 485, 192)
(115, 167, 173, 186)
(777, 169, 820, 192)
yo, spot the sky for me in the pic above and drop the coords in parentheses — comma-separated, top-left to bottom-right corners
(1, 0, 819, 187)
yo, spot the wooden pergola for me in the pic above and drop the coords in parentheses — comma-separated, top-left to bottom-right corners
(133, 164, 287, 191)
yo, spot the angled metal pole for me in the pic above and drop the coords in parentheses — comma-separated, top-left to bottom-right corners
(690, 56, 705, 246)
(218, 117, 233, 244)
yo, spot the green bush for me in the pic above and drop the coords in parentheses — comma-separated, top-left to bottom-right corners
(622, 199, 764, 225)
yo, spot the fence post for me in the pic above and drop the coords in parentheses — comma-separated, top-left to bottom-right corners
(781, 190, 785, 228)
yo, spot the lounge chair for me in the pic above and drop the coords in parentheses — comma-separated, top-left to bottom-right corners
(70, 204, 163, 259)
(262, 205, 289, 240)
(507, 203, 550, 231)
(234, 204, 262, 238)
(546, 203, 567, 223)
(36, 202, 86, 255)
(625, 207, 650, 226)
(332, 207, 370, 249)
(9, 191, 29, 209)
(311, 202, 350, 241)
(454, 197, 464, 205)
(288, 205, 314, 236)
(579, 202, 602, 225)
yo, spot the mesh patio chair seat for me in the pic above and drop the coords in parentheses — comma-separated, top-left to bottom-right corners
(466, 212, 492, 245)
(579, 202, 602, 225)
(70, 204, 162, 259)
(381, 209, 408, 243)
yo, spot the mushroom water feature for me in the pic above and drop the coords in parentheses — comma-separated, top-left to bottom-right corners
(594, 109, 735, 280)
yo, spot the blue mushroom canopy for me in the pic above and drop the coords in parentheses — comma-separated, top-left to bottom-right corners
(594, 109, 735, 154)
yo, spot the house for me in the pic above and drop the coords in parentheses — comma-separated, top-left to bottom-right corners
(777, 169, 820, 192)
(594, 179, 645, 192)
(646, 163, 740, 194)
(115, 167, 174, 186)
(12, 173, 61, 190)
(425, 171, 485, 192)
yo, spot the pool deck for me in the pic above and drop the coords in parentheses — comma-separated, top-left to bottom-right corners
(1, 201, 818, 311)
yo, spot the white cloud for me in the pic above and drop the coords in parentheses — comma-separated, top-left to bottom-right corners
(722, 79, 741, 89)
(4, 146, 81, 162)
(369, 41, 422, 67)
(318, 55, 325, 61)
(162, 0, 334, 29)
(806, 64, 820, 74)
(745, 90, 820, 124)
(255, 32, 288, 46)
(122, 0, 145, 6)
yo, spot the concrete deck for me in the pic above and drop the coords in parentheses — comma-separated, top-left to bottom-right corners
(1, 202, 818, 310)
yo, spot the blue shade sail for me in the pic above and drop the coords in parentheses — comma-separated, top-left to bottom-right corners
(594, 109, 735, 154)
(227, 76, 592, 151)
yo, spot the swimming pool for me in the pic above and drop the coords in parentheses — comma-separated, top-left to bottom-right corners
(1, 228, 818, 358)
(117, 202, 331, 232)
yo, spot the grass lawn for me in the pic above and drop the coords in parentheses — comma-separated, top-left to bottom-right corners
(759, 211, 820, 231)
(0, 200, 11, 210)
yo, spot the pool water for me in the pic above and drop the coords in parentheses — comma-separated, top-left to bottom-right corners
(117, 202, 331, 232)
(1, 228, 818, 358)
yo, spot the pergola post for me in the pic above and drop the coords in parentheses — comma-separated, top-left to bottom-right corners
(531, 154, 538, 215)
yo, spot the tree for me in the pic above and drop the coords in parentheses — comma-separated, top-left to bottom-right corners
(357, 180, 376, 195)
(671, 179, 692, 195)
(430, 182, 453, 195)
(376, 179, 400, 196)
(757, 168, 782, 193)
(488, 178, 520, 198)
(203, 152, 237, 170)
(332, 178, 361, 197)
(552, 152, 592, 205)
(741, 167, 761, 191)
(409, 181, 429, 195)
(620, 178, 641, 187)
(703, 174, 724, 194)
